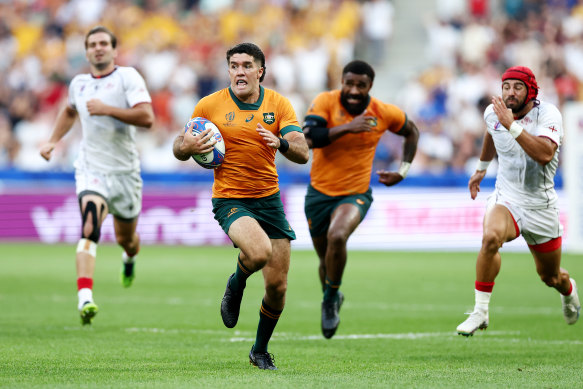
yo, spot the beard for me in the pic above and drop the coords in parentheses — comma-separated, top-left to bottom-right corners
(504, 96, 527, 114)
(340, 92, 370, 116)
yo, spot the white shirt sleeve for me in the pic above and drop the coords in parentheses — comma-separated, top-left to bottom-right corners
(533, 103, 562, 146)
(121, 67, 152, 107)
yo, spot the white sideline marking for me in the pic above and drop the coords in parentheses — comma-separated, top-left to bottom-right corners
(104, 328, 582, 346)
(227, 330, 519, 342)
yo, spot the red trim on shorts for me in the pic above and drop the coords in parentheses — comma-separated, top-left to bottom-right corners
(475, 281, 495, 293)
(529, 236, 562, 253)
(509, 212, 519, 237)
(77, 277, 93, 290)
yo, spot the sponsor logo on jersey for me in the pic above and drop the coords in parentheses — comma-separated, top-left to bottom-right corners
(356, 198, 365, 205)
(263, 112, 275, 124)
(227, 207, 239, 218)
(225, 111, 235, 121)
(245, 114, 254, 122)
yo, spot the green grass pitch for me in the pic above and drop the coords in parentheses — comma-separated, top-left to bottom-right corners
(1, 243, 582, 388)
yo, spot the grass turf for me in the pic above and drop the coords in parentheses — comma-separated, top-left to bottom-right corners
(1, 243, 581, 388)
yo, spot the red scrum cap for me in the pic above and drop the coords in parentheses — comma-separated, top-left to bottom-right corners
(501, 66, 539, 102)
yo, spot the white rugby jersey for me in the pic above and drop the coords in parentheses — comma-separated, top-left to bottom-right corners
(68, 66, 151, 173)
(484, 100, 563, 209)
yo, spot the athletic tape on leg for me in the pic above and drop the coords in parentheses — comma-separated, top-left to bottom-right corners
(77, 238, 97, 257)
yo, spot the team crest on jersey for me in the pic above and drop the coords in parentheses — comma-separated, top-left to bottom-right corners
(263, 112, 275, 124)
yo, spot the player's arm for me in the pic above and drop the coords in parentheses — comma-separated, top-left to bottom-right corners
(376, 119, 419, 186)
(468, 131, 496, 200)
(303, 114, 375, 149)
(86, 100, 154, 128)
(40, 105, 78, 161)
(256, 124, 309, 164)
(491, 95, 556, 165)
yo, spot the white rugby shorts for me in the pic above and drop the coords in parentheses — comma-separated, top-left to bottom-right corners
(75, 168, 143, 220)
(487, 191, 563, 245)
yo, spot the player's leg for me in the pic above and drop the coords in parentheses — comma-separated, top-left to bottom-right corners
(77, 193, 108, 325)
(530, 241, 580, 324)
(113, 216, 140, 288)
(457, 204, 517, 336)
(220, 216, 273, 329)
(304, 185, 336, 291)
(310, 235, 328, 290)
(248, 238, 291, 370)
(324, 203, 361, 298)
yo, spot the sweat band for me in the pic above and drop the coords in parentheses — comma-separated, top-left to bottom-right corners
(476, 160, 491, 171)
(509, 122, 524, 139)
(398, 162, 411, 178)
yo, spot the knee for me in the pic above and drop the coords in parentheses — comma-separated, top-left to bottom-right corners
(326, 229, 349, 248)
(481, 231, 503, 254)
(246, 246, 272, 268)
(265, 277, 287, 301)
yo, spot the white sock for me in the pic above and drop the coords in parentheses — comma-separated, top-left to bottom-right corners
(122, 252, 136, 264)
(475, 289, 491, 313)
(78, 288, 93, 310)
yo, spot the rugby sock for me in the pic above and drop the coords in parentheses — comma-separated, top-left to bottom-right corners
(123, 251, 136, 264)
(323, 276, 341, 302)
(229, 254, 252, 292)
(77, 277, 93, 310)
(561, 280, 574, 296)
(475, 281, 494, 312)
(253, 299, 282, 353)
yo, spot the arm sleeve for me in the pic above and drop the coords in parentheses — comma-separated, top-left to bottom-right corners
(534, 104, 562, 146)
(123, 68, 152, 107)
(278, 96, 302, 136)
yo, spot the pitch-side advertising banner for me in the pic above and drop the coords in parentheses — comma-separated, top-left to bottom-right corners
(0, 186, 571, 251)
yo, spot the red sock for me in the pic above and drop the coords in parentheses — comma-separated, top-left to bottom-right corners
(77, 277, 93, 290)
(561, 281, 573, 296)
(475, 281, 495, 293)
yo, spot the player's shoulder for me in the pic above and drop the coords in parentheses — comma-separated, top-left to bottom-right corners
(535, 100, 561, 118)
(199, 88, 229, 104)
(483, 104, 495, 120)
(370, 96, 402, 112)
(114, 66, 144, 79)
(70, 73, 91, 85)
(262, 86, 291, 101)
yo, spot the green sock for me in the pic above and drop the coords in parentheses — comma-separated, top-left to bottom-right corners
(229, 254, 252, 292)
(253, 299, 282, 353)
(323, 276, 341, 302)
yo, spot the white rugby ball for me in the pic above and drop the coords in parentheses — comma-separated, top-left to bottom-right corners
(184, 117, 225, 169)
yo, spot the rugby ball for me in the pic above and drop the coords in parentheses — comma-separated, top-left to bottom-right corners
(184, 117, 225, 169)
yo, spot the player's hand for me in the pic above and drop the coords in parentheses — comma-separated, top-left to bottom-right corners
(86, 99, 110, 116)
(347, 113, 375, 133)
(40, 142, 55, 161)
(182, 124, 216, 155)
(468, 170, 487, 200)
(491, 95, 514, 130)
(376, 170, 403, 186)
(256, 123, 280, 149)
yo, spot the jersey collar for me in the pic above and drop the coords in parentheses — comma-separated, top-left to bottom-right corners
(91, 66, 118, 79)
(228, 85, 265, 110)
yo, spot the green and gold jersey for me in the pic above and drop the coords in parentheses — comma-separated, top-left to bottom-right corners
(193, 86, 301, 198)
(305, 90, 406, 196)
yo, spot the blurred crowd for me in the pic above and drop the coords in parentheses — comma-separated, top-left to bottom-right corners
(0, 0, 582, 176)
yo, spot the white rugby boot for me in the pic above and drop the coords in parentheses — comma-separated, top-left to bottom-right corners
(456, 309, 489, 336)
(561, 278, 581, 325)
